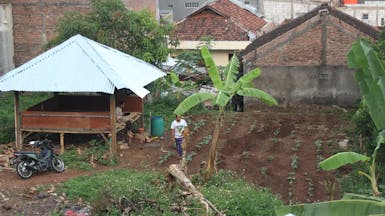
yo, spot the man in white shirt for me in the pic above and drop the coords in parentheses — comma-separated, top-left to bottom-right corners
(171, 115, 188, 157)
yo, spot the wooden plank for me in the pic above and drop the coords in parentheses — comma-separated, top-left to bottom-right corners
(110, 94, 117, 156)
(21, 111, 110, 130)
(60, 133, 64, 153)
(14, 91, 22, 150)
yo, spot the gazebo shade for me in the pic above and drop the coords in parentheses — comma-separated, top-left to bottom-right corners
(0, 34, 165, 98)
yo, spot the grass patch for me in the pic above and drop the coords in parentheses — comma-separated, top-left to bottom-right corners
(60, 169, 202, 215)
(201, 170, 282, 216)
(61, 139, 116, 170)
(60, 169, 282, 215)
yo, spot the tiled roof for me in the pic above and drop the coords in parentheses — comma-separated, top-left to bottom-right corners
(208, 0, 266, 33)
(173, 0, 266, 41)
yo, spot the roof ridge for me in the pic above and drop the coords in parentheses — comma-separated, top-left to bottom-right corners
(241, 3, 379, 57)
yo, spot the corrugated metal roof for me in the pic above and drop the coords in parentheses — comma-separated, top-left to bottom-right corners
(0, 34, 166, 98)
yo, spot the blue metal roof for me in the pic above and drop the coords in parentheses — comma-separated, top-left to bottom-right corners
(0, 34, 166, 98)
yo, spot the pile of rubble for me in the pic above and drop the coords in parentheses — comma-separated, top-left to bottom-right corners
(0, 143, 15, 170)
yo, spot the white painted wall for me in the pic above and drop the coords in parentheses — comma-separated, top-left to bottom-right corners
(263, 0, 319, 24)
(340, 4, 385, 26)
(0, 3, 14, 75)
(262, 0, 385, 27)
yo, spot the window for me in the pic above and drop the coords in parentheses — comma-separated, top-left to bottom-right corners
(185, 2, 199, 8)
(362, 13, 369, 20)
(381, 18, 384, 26)
(168, 4, 173, 8)
(244, 1, 250, 4)
(228, 53, 234, 61)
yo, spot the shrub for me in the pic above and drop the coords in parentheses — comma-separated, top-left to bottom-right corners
(202, 170, 282, 216)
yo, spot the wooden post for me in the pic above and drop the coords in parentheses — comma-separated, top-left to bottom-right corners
(60, 133, 65, 153)
(14, 91, 22, 150)
(109, 94, 117, 156)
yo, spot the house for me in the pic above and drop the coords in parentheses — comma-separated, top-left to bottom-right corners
(241, 3, 379, 110)
(0, 0, 157, 76)
(172, 0, 268, 66)
(0, 35, 165, 155)
(159, 0, 259, 22)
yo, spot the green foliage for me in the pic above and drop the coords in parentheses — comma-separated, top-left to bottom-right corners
(60, 169, 200, 215)
(352, 100, 378, 154)
(0, 92, 51, 144)
(196, 135, 212, 150)
(291, 155, 298, 171)
(61, 169, 281, 215)
(348, 39, 385, 131)
(374, 28, 385, 61)
(319, 152, 370, 171)
(158, 151, 174, 165)
(202, 170, 282, 216)
(275, 199, 385, 216)
(61, 139, 116, 170)
(47, 0, 172, 65)
(61, 150, 92, 170)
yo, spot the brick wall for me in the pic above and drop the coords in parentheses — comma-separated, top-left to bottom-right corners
(11, 0, 156, 66)
(243, 14, 373, 67)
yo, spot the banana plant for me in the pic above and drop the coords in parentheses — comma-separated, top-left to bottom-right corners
(319, 39, 385, 197)
(174, 47, 277, 178)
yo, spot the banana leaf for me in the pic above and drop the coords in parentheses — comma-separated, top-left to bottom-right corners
(173, 92, 215, 115)
(223, 54, 240, 86)
(348, 39, 385, 130)
(319, 152, 370, 171)
(201, 46, 223, 90)
(275, 200, 385, 216)
(237, 88, 278, 106)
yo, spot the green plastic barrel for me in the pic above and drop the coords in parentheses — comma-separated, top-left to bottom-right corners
(151, 116, 164, 137)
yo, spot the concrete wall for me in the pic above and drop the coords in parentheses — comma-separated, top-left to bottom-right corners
(0, 3, 13, 75)
(340, 5, 385, 26)
(242, 10, 377, 109)
(243, 66, 360, 110)
(263, 0, 319, 24)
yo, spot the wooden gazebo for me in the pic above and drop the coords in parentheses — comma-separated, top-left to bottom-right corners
(0, 35, 165, 156)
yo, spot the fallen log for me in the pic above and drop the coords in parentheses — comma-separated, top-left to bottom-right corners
(168, 164, 225, 216)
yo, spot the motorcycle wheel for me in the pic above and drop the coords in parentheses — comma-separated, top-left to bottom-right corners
(16, 161, 33, 179)
(51, 157, 65, 173)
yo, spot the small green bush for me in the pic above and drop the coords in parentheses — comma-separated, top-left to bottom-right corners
(202, 170, 282, 216)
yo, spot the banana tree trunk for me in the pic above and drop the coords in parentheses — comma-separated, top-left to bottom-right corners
(206, 111, 224, 179)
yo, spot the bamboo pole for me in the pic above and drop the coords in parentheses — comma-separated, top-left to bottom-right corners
(14, 91, 22, 150)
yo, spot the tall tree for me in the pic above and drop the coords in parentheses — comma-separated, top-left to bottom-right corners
(174, 47, 277, 178)
(47, 0, 172, 65)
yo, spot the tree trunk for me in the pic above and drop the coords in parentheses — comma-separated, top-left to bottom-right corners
(168, 164, 224, 216)
(206, 111, 223, 179)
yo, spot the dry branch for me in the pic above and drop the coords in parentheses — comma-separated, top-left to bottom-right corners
(168, 164, 225, 216)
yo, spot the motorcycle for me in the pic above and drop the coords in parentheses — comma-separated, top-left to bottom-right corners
(10, 139, 65, 179)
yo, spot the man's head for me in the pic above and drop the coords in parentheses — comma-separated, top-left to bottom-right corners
(176, 115, 182, 122)
(118, 101, 124, 108)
